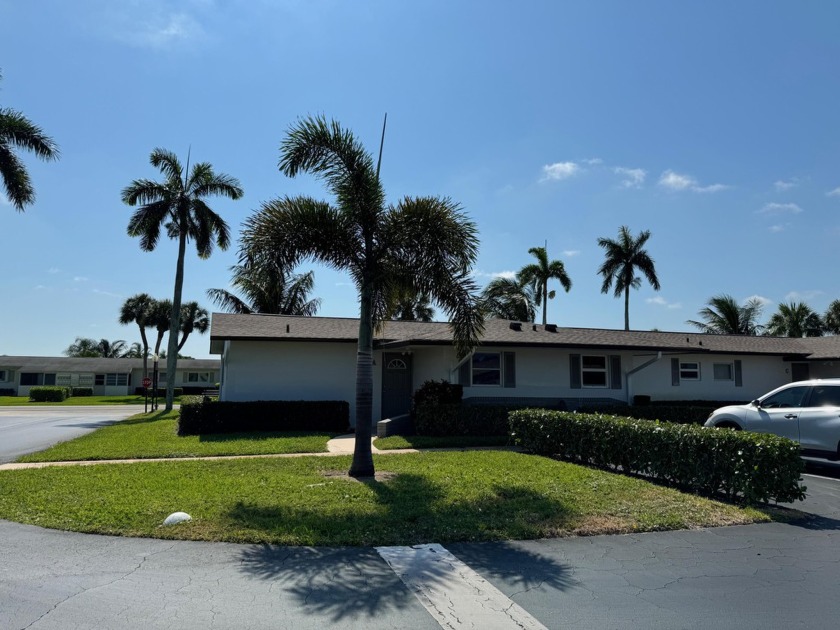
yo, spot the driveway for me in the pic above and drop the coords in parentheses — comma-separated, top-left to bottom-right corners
(0, 406, 136, 463)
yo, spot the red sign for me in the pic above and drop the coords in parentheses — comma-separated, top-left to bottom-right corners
(142, 377, 152, 388)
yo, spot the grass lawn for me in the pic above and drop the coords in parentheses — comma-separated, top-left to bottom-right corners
(17, 410, 335, 462)
(0, 395, 186, 406)
(375, 435, 511, 450)
(0, 451, 773, 546)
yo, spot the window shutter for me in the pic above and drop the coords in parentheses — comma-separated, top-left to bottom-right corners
(459, 360, 470, 386)
(503, 352, 516, 388)
(734, 360, 743, 387)
(671, 358, 680, 386)
(570, 354, 581, 389)
(610, 355, 622, 390)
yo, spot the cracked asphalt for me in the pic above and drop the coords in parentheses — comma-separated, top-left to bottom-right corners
(1, 468, 838, 629)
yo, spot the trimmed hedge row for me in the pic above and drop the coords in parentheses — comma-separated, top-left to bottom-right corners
(579, 404, 713, 425)
(509, 409, 806, 504)
(29, 387, 71, 402)
(414, 402, 512, 437)
(178, 399, 350, 436)
(72, 387, 93, 397)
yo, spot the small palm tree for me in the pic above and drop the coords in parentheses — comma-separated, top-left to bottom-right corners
(597, 226, 660, 331)
(207, 261, 320, 316)
(765, 302, 823, 337)
(241, 115, 483, 478)
(389, 291, 435, 322)
(119, 293, 156, 376)
(517, 246, 571, 325)
(123, 342, 144, 358)
(177, 302, 210, 351)
(63, 337, 101, 358)
(479, 276, 537, 323)
(97, 338, 128, 358)
(0, 71, 60, 211)
(122, 149, 243, 410)
(687, 294, 765, 335)
(823, 299, 840, 335)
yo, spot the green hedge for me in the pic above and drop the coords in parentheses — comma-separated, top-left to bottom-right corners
(414, 403, 513, 437)
(413, 380, 463, 408)
(29, 386, 70, 402)
(509, 409, 806, 504)
(177, 399, 350, 436)
(579, 404, 713, 425)
(71, 387, 94, 397)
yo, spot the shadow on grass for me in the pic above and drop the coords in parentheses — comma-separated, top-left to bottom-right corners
(233, 472, 574, 620)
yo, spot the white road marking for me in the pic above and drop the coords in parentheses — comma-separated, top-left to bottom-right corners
(376, 543, 548, 630)
(803, 472, 840, 481)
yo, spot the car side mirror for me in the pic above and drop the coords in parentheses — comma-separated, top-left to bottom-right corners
(751, 399, 761, 408)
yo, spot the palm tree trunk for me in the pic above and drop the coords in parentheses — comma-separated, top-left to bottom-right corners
(139, 327, 150, 378)
(624, 286, 630, 331)
(542, 284, 548, 326)
(349, 283, 375, 478)
(165, 230, 187, 411)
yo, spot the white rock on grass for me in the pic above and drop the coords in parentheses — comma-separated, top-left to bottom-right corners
(163, 512, 192, 526)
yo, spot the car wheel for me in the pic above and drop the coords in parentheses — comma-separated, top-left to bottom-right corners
(715, 421, 742, 430)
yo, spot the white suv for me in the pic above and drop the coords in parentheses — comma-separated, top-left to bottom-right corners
(704, 379, 840, 460)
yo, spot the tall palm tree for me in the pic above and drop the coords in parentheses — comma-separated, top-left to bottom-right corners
(389, 291, 435, 322)
(122, 149, 243, 410)
(479, 276, 537, 323)
(765, 302, 823, 337)
(241, 115, 483, 478)
(119, 293, 156, 376)
(0, 71, 60, 211)
(207, 261, 321, 316)
(687, 294, 765, 335)
(517, 246, 572, 325)
(149, 299, 173, 357)
(177, 302, 210, 351)
(823, 299, 840, 335)
(597, 226, 660, 331)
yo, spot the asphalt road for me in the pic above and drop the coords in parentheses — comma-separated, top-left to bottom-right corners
(0, 406, 135, 463)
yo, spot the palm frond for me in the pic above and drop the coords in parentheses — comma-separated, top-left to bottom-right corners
(0, 143, 33, 211)
(0, 108, 59, 159)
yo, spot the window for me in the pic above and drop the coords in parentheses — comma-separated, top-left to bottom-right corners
(0, 370, 7, 381)
(472, 353, 501, 386)
(679, 362, 700, 381)
(56, 373, 72, 386)
(95, 374, 105, 386)
(44, 373, 56, 386)
(20, 373, 43, 386)
(187, 372, 213, 383)
(158, 372, 167, 383)
(581, 355, 608, 387)
(78, 374, 94, 386)
(713, 363, 733, 381)
(807, 385, 840, 407)
(761, 386, 809, 409)
(97, 373, 128, 386)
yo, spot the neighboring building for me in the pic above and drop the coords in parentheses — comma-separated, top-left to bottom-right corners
(209, 313, 840, 427)
(0, 356, 220, 397)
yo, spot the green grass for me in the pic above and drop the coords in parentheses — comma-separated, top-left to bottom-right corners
(0, 451, 773, 546)
(17, 410, 335, 462)
(0, 395, 186, 406)
(375, 435, 511, 450)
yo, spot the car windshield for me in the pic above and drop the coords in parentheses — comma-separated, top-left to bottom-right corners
(760, 386, 809, 409)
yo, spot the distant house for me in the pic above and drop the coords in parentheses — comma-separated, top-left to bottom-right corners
(0, 356, 221, 397)
(209, 313, 840, 427)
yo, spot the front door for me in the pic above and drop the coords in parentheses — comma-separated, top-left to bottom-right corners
(381, 353, 413, 420)
(791, 362, 810, 382)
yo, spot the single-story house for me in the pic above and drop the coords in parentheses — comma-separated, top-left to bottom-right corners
(0, 356, 221, 397)
(209, 313, 840, 427)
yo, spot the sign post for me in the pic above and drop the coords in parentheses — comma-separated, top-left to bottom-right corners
(143, 377, 152, 413)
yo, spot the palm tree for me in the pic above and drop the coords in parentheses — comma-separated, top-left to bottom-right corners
(241, 115, 483, 478)
(517, 246, 572, 325)
(149, 299, 173, 357)
(123, 342, 144, 358)
(823, 299, 840, 335)
(597, 226, 660, 331)
(389, 291, 435, 322)
(97, 338, 128, 358)
(207, 261, 321, 316)
(119, 293, 156, 376)
(765, 302, 823, 337)
(63, 337, 127, 357)
(177, 302, 210, 351)
(0, 71, 60, 211)
(479, 276, 537, 322)
(687, 294, 765, 335)
(122, 149, 243, 410)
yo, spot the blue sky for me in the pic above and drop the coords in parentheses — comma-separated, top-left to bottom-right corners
(2, 1, 839, 359)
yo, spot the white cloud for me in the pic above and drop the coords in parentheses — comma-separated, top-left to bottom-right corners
(562, 250, 581, 258)
(34, 285, 47, 290)
(774, 179, 798, 191)
(785, 290, 824, 302)
(540, 162, 579, 182)
(646, 296, 681, 309)
(100, 4, 207, 50)
(757, 202, 803, 215)
(73, 276, 89, 282)
(92, 288, 122, 299)
(744, 294, 772, 307)
(582, 158, 603, 165)
(827, 187, 840, 197)
(472, 270, 517, 280)
(613, 167, 646, 189)
(658, 170, 727, 193)
(768, 224, 789, 233)
(47, 267, 61, 274)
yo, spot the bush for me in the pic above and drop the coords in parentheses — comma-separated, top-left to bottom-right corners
(29, 387, 68, 402)
(414, 403, 514, 437)
(413, 380, 463, 408)
(509, 409, 806, 504)
(579, 404, 712, 425)
(0, 388, 16, 396)
(178, 399, 350, 436)
(71, 387, 94, 397)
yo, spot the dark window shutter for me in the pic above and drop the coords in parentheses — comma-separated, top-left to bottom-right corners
(671, 358, 680, 386)
(610, 355, 622, 390)
(570, 354, 581, 389)
(459, 360, 471, 386)
(503, 352, 516, 388)
(734, 360, 743, 387)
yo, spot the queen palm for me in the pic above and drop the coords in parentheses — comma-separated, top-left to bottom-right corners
(122, 149, 243, 410)
(207, 261, 320, 316)
(517, 246, 571, 325)
(597, 226, 660, 331)
(119, 293, 156, 376)
(0, 71, 60, 211)
(241, 115, 484, 478)
(765, 302, 823, 337)
(177, 302, 210, 351)
(480, 276, 537, 323)
(687, 294, 765, 335)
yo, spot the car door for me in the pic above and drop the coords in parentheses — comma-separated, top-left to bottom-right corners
(797, 384, 840, 456)
(745, 385, 809, 443)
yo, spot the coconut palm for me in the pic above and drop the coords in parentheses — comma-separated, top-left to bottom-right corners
(765, 302, 823, 337)
(479, 276, 537, 323)
(823, 300, 840, 335)
(122, 149, 243, 410)
(207, 261, 320, 316)
(389, 291, 435, 322)
(177, 302, 210, 351)
(63, 337, 127, 358)
(0, 71, 60, 211)
(241, 115, 483, 478)
(687, 294, 765, 335)
(597, 226, 660, 331)
(123, 342, 144, 358)
(517, 246, 571, 325)
(119, 293, 156, 376)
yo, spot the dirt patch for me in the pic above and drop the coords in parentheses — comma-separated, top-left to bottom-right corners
(322, 470, 399, 483)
